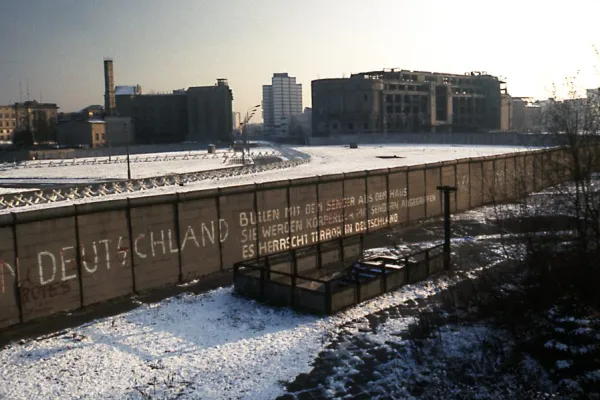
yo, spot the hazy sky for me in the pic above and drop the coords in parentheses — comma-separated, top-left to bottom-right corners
(1, 0, 599, 118)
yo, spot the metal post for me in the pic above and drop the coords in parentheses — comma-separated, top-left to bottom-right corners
(437, 185, 456, 270)
(125, 123, 131, 180)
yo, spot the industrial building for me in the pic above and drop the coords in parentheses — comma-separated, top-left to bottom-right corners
(262, 73, 303, 136)
(103, 58, 233, 144)
(130, 91, 189, 144)
(311, 69, 508, 136)
(114, 85, 142, 118)
(187, 79, 233, 142)
(56, 119, 106, 148)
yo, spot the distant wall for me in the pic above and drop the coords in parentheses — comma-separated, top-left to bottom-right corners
(0, 147, 574, 329)
(0, 142, 218, 162)
(307, 132, 567, 147)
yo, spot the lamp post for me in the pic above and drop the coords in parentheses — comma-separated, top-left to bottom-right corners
(125, 122, 131, 180)
(437, 185, 456, 270)
(241, 104, 260, 163)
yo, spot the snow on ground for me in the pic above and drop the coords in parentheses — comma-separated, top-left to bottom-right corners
(0, 148, 280, 183)
(293, 144, 532, 173)
(0, 143, 534, 214)
(0, 271, 475, 400)
(0, 144, 530, 185)
(0, 187, 30, 195)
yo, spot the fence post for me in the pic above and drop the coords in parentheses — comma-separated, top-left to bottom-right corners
(437, 185, 456, 270)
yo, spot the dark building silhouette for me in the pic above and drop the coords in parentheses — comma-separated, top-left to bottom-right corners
(187, 79, 233, 142)
(312, 69, 508, 136)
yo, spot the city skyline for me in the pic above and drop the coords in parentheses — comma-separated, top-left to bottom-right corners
(1, 0, 599, 119)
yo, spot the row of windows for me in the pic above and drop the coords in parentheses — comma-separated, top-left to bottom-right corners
(0, 120, 16, 127)
(94, 133, 106, 141)
(0, 112, 16, 118)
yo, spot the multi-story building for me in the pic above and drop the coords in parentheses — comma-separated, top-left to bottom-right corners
(13, 101, 59, 133)
(262, 73, 303, 136)
(187, 79, 233, 142)
(131, 91, 189, 144)
(115, 85, 142, 117)
(511, 97, 543, 133)
(0, 105, 16, 142)
(56, 119, 106, 148)
(311, 69, 507, 136)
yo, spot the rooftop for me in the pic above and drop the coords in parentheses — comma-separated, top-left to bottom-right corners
(115, 86, 138, 96)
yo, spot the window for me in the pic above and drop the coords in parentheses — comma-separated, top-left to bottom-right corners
(363, 94, 368, 101)
(332, 122, 338, 131)
(95, 133, 99, 141)
(102, 134, 105, 140)
(363, 122, 369, 130)
(348, 122, 354, 130)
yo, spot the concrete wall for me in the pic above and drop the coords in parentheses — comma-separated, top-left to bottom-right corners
(0, 142, 217, 162)
(307, 132, 567, 147)
(0, 147, 571, 330)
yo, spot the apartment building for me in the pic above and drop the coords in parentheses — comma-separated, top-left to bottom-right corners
(0, 106, 16, 142)
(262, 73, 303, 136)
(312, 69, 507, 136)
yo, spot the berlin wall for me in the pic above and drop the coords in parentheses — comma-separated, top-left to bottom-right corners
(0, 147, 569, 329)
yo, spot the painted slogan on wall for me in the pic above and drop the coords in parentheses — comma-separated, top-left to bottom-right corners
(0, 159, 525, 323)
(0, 184, 441, 301)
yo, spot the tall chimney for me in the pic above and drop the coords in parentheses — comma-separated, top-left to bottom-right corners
(103, 58, 116, 116)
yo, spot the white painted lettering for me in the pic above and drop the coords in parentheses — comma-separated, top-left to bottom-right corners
(151, 230, 166, 257)
(201, 222, 215, 246)
(81, 242, 98, 274)
(181, 226, 199, 251)
(38, 251, 57, 285)
(167, 229, 179, 253)
(60, 246, 77, 282)
(99, 239, 111, 270)
(134, 234, 147, 259)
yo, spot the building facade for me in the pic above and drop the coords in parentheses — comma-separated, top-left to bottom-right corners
(0, 105, 16, 143)
(511, 97, 543, 133)
(115, 85, 142, 118)
(187, 79, 233, 142)
(262, 73, 303, 136)
(131, 92, 188, 144)
(56, 120, 106, 148)
(105, 116, 134, 146)
(311, 69, 507, 136)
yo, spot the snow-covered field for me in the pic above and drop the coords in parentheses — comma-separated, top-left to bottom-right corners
(0, 279, 461, 400)
(0, 148, 279, 183)
(0, 212, 515, 400)
(0, 144, 531, 185)
(0, 143, 534, 213)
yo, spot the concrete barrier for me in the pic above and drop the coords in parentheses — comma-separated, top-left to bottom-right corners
(0, 146, 575, 330)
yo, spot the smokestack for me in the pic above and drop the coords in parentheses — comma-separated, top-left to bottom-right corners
(103, 58, 116, 116)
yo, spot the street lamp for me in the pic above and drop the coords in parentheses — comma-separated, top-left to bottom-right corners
(241, 104, 260, 163)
